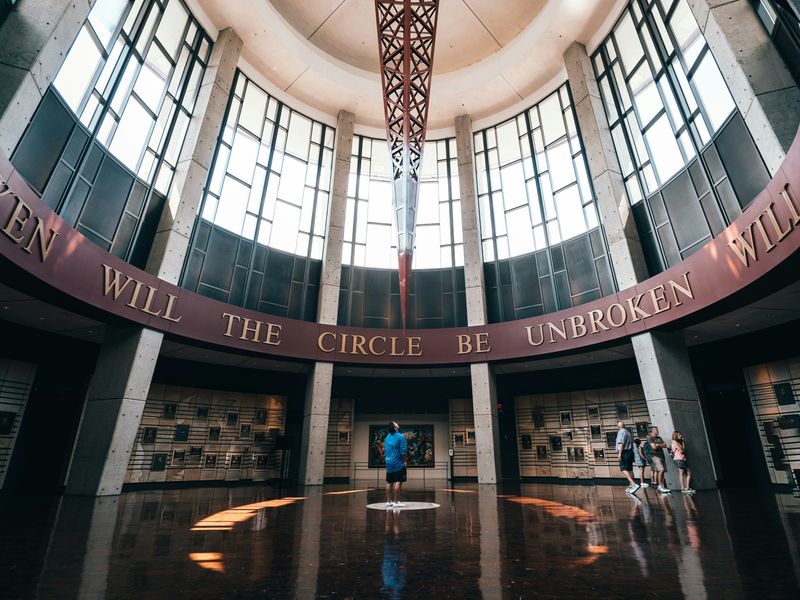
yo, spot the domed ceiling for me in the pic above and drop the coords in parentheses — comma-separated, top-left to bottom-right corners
(188, 0, 622, 133)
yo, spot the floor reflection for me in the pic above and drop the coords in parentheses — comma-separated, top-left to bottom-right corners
(1, 483, 799, 599)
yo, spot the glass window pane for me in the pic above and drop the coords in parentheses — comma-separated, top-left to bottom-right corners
(539, 94, 566, 145)
(215, 176, 249, 234)
(228, 129, 259, 183)
(285, 113, 312, 159)
(500, 163, 527, 209)
(614, 12, 643, 74)
(109, 98, 153, 169)
(277, 156, 306, 205)
(271, 201, 301, 252)
(156, 0, 189, 59)
(645, 116, 684, 183)
(54, 28, 103, 110)
(88, 0, 128, 47)
(546, 140, 576, 191)
(240, 83, 268, 135)
(496, 121, 521, 165)
(671, 0, 705, 68)
(692, 54, 735, 132)
(135, 44, 171, 111)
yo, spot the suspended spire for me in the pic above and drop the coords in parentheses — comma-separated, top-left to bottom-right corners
(374, 0, 440, 329)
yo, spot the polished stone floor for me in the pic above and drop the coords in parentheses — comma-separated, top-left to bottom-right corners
(2, 482, 800, 599)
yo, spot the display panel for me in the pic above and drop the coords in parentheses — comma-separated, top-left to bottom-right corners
(368, 424, 435, 468)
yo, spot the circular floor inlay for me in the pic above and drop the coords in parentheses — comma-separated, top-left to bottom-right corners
(366, 502, 440, 511)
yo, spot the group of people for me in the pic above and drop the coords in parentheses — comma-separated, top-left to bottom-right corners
(616, 422, 695, 495)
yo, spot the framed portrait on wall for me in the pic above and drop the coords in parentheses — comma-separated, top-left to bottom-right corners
(636, 421, 649, 439)
(338, 430, 350, 444)
(452, 432, 465, 446)
(533, 410, 544, 428)
(368, 424, 434, 468)
(196, 406, 209, 419)
(255, 409, 268, 424)
(574, 447, 585, 462)
(208, 427, 220, 441)
(590, 425, 602, 440)
(587, 405, 600, 421)
(174, 424, 189, 442)
(774, 382, 796, 406)
(560, 411, 572, 427)
(240, 423, 252, 439)
(255, 454, 268, 468)
(465, 428, 476, 444)
(549, 435, 563, 452)
(189, 446, 203, 463)
(150, 453, 167, 471)
(172, 450, 185, 466)
(143, 427, 157, 444)
(605, 431, 618, 449)
(567, 447, 575, 462)
(593, 449, 605, 460)
(521, 434, 533, 450)
(616, 403, 629, 420)
(0, 411, 16, 435)
(536, 445, 548, 460)
(204, 454, 218, 468)
(163, 403, 177, 419)
(229, 454, 243, 468)
(227, 412, 239, 426)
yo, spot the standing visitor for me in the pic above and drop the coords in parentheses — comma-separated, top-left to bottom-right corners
(616, 421, 640, 494)
(384, 421, 408, 508)
(633, 438, 649, 488)
(646, 426, 671, 493)
(671, 431, 695, 494)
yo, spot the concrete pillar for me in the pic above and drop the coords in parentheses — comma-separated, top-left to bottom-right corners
(478, 485, 501, 598)
(564, 41, 648, 289)
(294, 487, 323, 599)
(298, 110, 354, 485)
(146, 28, 242, 284)
(66, 327, 163, 496)
(564, 42, 716, 489)
(688, 0, 800, 175)
(632, 331, 716, 490)
(0, 0, 96, 156)
(455, 114, 501, 483)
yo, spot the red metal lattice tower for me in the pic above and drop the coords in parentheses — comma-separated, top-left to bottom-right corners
(374, 0, 440, 329)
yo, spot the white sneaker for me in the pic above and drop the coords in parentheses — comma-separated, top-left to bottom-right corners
(630, 483, 641, 495)
(641, 482, 650, 488)
(682, 488, 696, 494)
(657, 486, 671, 493)
(386, 501, 395, 508)
(394, 501, 406, 507)
(625, 486, 633, 494)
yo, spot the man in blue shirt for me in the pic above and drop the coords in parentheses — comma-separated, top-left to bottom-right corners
(384, 421, 408, 508)
(616, 421, 640, 494)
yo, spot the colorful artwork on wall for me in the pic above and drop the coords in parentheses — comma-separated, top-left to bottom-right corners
(368, 424, 434, 468)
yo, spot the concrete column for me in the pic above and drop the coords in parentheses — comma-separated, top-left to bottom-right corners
(564, 41, 648, 289)
(65, 327, 163, 496)
(146, 28, 242, 284)
(478, 485, 501, 598)
(298, 110, 354, 485)
(0, 0, 96, 156)
(565, 42, 716, 489)
(631, 331, 716, 490)
(689, 0, 800, 175)
(455, 114, 501, 483)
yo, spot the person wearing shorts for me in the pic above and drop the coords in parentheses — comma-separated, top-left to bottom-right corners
(633, 438, 649, 488)
(647, 426, 670, 493)
(384, 421, 408, 508)
(616, 421, 640, 494)
(671, 431, 695, 494)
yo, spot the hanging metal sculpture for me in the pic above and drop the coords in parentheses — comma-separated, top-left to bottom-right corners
(374, 0, 440, 329)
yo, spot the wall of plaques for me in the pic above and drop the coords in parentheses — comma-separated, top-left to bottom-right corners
(324, 398, 355, 480)
(449, 398, 478, 478)
(744, 358, 800, 491)
(0, 359, 37, 489)
(515, 384, 650, 479)
(125, 384, 287, 485)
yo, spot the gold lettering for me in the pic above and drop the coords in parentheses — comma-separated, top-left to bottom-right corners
(351, 334, 367, 355)
(625, 293, 651, 322)
(368, 336, 387, 355)
(390, 337, 406, 356)
(102, 264, 135, 300)
(668, 272, 694, 306)
(763, 202, 792, 243)
(318, 331, 336, 352)
(547, 320, 568, 343)
(525, 324, 545, 346)
(163, 294, 182, 322)
(141, 286, 162, 317)
(408, 336, 423, 356)
(126, 280, 146, 309)
(782, 184, 800, 225)
(588, 309, 609, 333)
(606, 303, 627, 327)
(21, 217, 59, 262)
(264, 323, 281, 346)
(569, 315, 587, 338)
(457, 334, 473, 354)
(754, 215, 776, 252)
(648, 285, 670, 314)
(339, 334, 348, 354)
(728, 223, 758, 266)
(475, 333, 490, 353)
(222, 313, 241, 337)
(0, 179, 14, 197)
(240, 318, 262, 342)
(1, 196, 30, 243)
